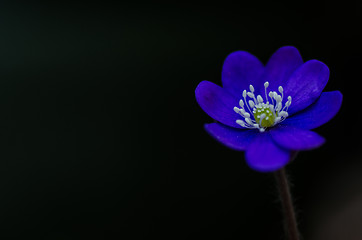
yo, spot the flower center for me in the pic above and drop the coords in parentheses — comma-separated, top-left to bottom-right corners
(253, 105, 275, 128)
(233, 82, 292, 132)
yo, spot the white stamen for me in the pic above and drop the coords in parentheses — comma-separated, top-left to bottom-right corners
(236, 119, 246, 127)
(279, 86, 284, 101)
(269, 91, 275, 105)
(264, 82, 269, 103)
(247, 92, 254, 98)
(273, 91, 278, 99)
(245, 118, 253, 125)
(243, 112, 250, 118)
(247, 91, 258, 105)
(257, 95, 263, 103)
(275, 117, 281, 123)
(249, 85, 254, 93)
(248, 100, 255, 108)
(239, 99, 244, 107)
(279, 111, 288, 118)
(242, 90, 252, 114)
(278, 86, 283, 93)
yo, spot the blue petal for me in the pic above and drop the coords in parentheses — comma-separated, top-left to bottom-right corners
(221, 51, 264, 98)
(245, 132, 291, 172)
(281, 91, 342, 129)
(258, 46, 303, 93)
(195, 81, 243, 128)
(284, 60, 330, 115)
(270, 126, 325, 150)
(204, 123, 258, 151)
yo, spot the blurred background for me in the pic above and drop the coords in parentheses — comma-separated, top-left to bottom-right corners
(0, 1, 360, 239)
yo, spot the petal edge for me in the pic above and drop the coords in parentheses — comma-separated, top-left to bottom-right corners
(245, 132, 291, 172)
(285, 60, 330, 115)
(204, 123, 257, 151)
(195, 81, 242, 128)
(259, 46, 303, 93)
(222, 51, 264, 97)
(270, 126, 325, 150)
(281, 91, 343, 129)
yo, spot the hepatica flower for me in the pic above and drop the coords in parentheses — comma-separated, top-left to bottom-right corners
(195, 46, 342, 172)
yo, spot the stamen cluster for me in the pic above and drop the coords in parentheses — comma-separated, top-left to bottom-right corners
(233, 82, 292, 132)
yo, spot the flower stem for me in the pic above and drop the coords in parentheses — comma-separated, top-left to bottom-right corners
(274, 167, 300, 240)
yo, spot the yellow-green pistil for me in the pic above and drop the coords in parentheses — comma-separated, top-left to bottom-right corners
(253, 106, 276, 128)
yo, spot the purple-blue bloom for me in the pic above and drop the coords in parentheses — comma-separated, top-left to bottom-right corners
(195, 46, 342, 172)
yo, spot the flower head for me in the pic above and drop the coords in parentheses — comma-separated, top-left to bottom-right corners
(195, 46, 342, 172)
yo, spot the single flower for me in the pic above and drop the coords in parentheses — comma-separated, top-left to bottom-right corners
(195, 46, 342, 172)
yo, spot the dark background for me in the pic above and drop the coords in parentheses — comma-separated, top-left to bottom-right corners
(0, 1, 360, 239)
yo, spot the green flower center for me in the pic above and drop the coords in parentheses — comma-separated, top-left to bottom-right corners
(253, 106, 276, 128)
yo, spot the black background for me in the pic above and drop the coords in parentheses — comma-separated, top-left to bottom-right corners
(0, 1, 360, 239)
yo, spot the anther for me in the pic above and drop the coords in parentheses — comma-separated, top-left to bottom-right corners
(236, 120, 246, 127)
(249, 100, 255, 108)
(244, 112, 250, 118)
(278, 86, 283, 93)
(249, 85, 254, 93)
(279, 111, 288, 118)
(247, 92, 254, 98)
(257, 95, 263, 103)
(245, 118, 253, 125)
(275, 117, 281, 123)
(239, 99, 244, 107)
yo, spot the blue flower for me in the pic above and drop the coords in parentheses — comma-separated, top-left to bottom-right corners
(195, 46, 342, 172)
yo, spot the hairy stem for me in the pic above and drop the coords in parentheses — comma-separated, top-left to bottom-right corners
(275, 167, 300, 240)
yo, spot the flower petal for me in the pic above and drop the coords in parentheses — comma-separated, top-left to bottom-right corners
(259, 46, 303, 93)
(245, 132, 291, 172)
(270, 126, 325, 150)
(195, 81, 242, 128)
(284, 60, 330, 115)
(204, 123, 258, 151)
(281, 91, 342, 130)
(221, 51, 264, 98)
